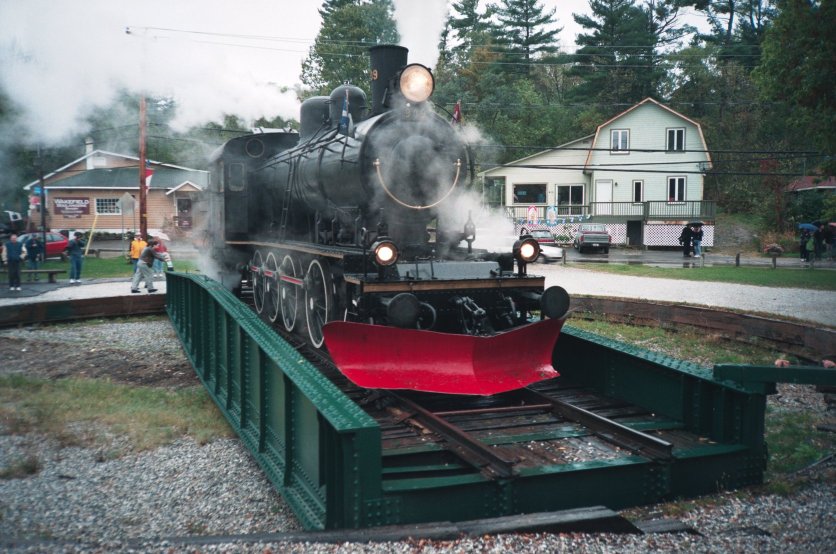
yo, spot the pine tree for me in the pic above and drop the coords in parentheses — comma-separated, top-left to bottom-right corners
(568, 0, 655, 110)
(491, 0, 561, 72)
(301, 0, 399, 96)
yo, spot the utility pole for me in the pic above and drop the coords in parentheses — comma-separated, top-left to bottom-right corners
(36, 145, 47, 249)
(138, 96, 148, 238)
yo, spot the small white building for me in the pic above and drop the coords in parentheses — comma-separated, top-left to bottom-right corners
(480, 98, 715, 247)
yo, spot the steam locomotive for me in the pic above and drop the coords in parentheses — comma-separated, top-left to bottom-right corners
(206, 45, 569, 395)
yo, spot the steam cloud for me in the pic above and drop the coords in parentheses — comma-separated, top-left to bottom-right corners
(0, 0, 315, 147)
(393, 0, 448, 68)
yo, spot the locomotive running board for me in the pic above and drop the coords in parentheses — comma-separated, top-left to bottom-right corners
(322, 318, 565, 395)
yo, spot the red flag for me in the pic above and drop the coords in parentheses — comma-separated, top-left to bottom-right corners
(144, 162, 155, 191)
(451, 100, 462, 125)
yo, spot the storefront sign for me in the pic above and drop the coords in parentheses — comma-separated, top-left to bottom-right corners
(54, 197, 90, 218)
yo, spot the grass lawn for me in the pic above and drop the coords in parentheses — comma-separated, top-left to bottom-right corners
(570, 262, 836, 291)
(35, 256, 197, 279)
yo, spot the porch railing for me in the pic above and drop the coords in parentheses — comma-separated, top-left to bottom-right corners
(505, 201, 715, 223)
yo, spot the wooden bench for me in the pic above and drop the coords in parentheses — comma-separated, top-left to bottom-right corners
(0, 269, 67, 283)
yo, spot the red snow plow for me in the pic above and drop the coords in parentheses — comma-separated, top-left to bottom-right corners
(323, 317, 565, 395)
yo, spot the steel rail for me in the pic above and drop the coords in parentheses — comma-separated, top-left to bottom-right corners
(521, 389, 674, 461)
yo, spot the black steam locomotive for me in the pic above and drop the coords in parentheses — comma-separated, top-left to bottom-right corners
(207, 45, 569, 395)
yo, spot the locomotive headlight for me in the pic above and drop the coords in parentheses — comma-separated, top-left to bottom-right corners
(372, 239, 399, 266)
(398, 64, 434, 103)
(513, 237, 540, 263)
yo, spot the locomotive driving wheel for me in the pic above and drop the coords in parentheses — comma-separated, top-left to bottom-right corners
(279, 254, 300, 331)
(251, 250, 266, 315)
(264, 252, 281, 323)
(304, 258, 334, 348)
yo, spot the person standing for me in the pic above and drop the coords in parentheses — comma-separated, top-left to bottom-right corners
(2, 234, 27, 291)
(813, 222, 825, 260)
(24, 235, 44, 280)
(152, 238, 168, 277)
(131, 239, 166, 293)
(678, 225, 694, 257)
(691, 224, 704, 257)
(129, 234, 147, 273)
(66, 232, 85, 283)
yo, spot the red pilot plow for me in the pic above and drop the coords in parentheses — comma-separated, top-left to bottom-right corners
(323, 317, 566, 395)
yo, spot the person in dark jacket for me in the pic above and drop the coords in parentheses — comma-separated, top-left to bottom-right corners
(2, 234, 27, 291)
(691, 224, 704, 257)
(678, 225, 694, 257)
(24, 235, 44, 280)
(66, 232, 86, 283)
(130, 239, 167, 293)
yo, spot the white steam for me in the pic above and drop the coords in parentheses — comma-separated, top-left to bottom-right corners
(0, 0, 317, 146)
(393, 0, 448, 68)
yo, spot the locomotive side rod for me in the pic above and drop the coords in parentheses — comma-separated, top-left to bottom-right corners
(389, 393, 518, 480)
(521, 389, 674, 461)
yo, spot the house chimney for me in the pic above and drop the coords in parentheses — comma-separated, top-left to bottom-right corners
(85, 137, 95, 169)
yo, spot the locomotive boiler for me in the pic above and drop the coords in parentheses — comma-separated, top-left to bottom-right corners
(207, 45, 570, 395)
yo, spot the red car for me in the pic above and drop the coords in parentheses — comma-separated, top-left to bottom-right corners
(18, 232, 69, 259)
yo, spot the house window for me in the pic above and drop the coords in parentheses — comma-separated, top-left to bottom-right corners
(557, 184, 584, 214)
(667, 128, 685, 151)
(96, 197, 121, 215)
(632, 180, 643, 203)
(513, 183, 547, 204)
(667, 176, 686, 202)
(611, 129, 629, 153)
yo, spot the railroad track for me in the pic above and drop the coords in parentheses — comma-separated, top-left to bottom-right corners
(247, 293, 686, 486)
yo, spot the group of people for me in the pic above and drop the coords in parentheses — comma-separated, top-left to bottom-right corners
(128, 234, 172, 293)
(799, 221, 833, 262)
(678, 223, 704, 258)
(2, 231, 84, 291)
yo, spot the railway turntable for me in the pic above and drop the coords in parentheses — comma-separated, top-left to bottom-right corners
(167, 271, 781, 531)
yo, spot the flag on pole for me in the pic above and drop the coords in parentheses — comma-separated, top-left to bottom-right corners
(144, 161, 155, 191)
(451, 100, 462, 125)
(338, 88, 350, 135)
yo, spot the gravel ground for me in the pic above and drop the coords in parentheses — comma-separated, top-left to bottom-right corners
(2, 319, 834, 553)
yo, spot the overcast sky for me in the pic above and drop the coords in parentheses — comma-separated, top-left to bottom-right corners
(0, 0, 705, 146)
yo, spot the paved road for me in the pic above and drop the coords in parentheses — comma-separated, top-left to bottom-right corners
(534, 264, 835, 327)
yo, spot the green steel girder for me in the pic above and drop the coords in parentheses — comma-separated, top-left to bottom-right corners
(715, 364, 836, 386)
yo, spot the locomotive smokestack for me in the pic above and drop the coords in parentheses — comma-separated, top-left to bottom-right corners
(369, 45, 408, 116)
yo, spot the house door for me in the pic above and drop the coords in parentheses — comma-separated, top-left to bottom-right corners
(627, 220, 643, 247)
(177, 198, 192, 229)
(595, 180, 613, 215)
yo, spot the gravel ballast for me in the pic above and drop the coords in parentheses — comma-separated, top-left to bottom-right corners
(2, 319, 834, 553)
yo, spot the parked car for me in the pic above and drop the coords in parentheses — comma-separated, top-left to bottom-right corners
(573, 223, 611, 254)
(477, 232, 564, 264)
(17, 232, 69, 259)
(533, 242, 564, 263)
(522, 229, 557, 245)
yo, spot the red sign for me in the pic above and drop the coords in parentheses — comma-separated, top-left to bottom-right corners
(54, 197, 90, 218)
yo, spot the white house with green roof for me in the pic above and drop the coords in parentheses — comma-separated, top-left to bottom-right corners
(480, 98, 715, 248)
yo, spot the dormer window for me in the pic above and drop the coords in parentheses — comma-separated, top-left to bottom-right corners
(667, 128, 685, 151)
(611, 129, 629, 154)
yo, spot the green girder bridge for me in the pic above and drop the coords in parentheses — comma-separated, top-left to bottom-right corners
(165, 272, 831, 530)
